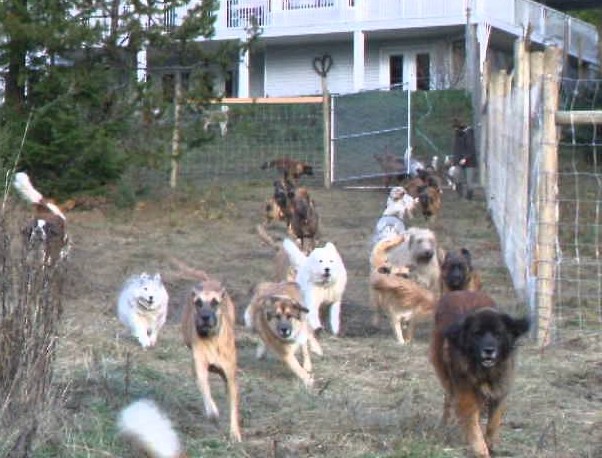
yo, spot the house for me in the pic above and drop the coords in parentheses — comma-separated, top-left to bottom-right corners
(150, 0, 599, 98)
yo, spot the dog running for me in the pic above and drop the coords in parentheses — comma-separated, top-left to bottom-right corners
(440, 248, 482, 293)
(173, 259, 242, 442)
(244, 281, 322, 388)
(261, 157, 314, 183)
(430, 290, 529, 458)
(12, 171, 70, 266)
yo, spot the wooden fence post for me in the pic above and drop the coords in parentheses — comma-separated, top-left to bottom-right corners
(536, 46, 563, 348)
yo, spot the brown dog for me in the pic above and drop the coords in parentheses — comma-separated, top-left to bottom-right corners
(244, 282, 322, 388)
(175, 260, 242, 442)
(261, 157, 314, 183)
(271, 178, 295, 225)
(417, 184, 442, 221)
(369, 266, 435, 344)
(374, 151, 405, 188)
(430, 291, 529, 458)
(13, 172, 71, 266)
(440, 248, 482, 293)
(289, 187, 319, 253)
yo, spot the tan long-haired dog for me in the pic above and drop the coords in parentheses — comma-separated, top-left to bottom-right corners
(172, 259, 242, 442)
(369, 235, 435, 344)
(244, 281, 322, 388)
(369, 234, 410, 327)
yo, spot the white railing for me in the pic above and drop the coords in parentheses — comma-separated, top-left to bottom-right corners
(515, 0, 598, 63)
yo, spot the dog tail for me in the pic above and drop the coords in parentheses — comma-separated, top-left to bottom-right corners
(13, 172, 66, 220)
(256, 224, 279, 250)
(168, 257, 210, 282)
(118, 399, 184, 458)
(370, 234, 405, 269)
(282, 237, 306, 271)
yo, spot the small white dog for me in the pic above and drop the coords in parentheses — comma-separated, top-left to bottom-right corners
(117, 273, 169, 348)
(283, 238, 347, 335)
(383, 186, 418, 220)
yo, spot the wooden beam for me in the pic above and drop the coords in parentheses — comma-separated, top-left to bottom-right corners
(556, 110, 602, 125)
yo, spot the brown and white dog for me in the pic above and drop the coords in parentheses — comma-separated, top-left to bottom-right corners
(261, 157, 314, 183)
(430, 291, 529, 458)
(12, 172, 70, 266)
(440, 248, 482, 293)
(369, 241, 435, 344)
(244, 281, 322, 388)
(174, 260, 242, 442)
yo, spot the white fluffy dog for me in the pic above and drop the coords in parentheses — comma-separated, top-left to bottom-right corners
(283, 238, 347, 335)
(117, 273, 169, 348)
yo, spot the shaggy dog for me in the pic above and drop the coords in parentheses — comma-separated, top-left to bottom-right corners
(369, 234, 433, 344)
(12, 171, 70, 266)
(244, 281, 322, 388)
(283, 238, 347, 336)
(117, 273, 169, 348)
(289, 187, 320, 253)
(383, 186, 417, 220)
(440, 248, 482, 293)
(387, 226, 442, 294)
(261, 157, 314, 183)
(430, 291, 529, 458)
(118, 399, 186, 458)
(371, 215, 406, 246)
(175, 260, 242, 442)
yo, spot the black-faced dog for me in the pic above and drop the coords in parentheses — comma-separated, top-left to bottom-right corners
(430, 290, 529, 458)
(272, 178, 295, 225)
(440, 248, 482, 293)
(289, 187, 319, 253)
(175, 260, 241, 442)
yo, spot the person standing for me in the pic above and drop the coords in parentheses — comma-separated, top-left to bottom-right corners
(452, 118, 478, 200)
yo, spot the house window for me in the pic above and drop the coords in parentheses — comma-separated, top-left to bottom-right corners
(389, 55, 403, 89)
(164, 6, 176, 31)
(416, 53, 430, 90)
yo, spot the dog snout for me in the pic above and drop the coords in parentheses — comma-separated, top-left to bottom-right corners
(277, 322, 292, 338)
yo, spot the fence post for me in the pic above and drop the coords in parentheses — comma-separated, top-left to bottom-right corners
(323, 92, 331, 188)
(536, 46, 563, 348)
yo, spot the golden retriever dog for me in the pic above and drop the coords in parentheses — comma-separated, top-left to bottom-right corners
(173, 260, 242, 442)
(12, 171, 71, 266)
(369, 266, 435, 344)
(261, 157, 314, 183)
(430, 291, 529, 458)
(118, 399, 187, 458)
(440, 248, 482, 293)
(244, 281, 322, 388)
(387, 226, 442, 294)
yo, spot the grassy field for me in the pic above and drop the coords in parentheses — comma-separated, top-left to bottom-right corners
(2, 176, 598, 457)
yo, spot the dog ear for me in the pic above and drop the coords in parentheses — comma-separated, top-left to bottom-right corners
(292, 301, 310, 315)
(460, 248, 473, 267)
(445, 315, 474, 352)
(501, 314, 530, 340)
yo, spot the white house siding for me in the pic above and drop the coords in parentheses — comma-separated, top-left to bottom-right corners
(264, 42, 353, 97)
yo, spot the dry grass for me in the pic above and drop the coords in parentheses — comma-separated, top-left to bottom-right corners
(7, 182, 600, 457)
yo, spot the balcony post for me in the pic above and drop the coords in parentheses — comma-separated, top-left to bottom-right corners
(353, 30, 365, 92)
(238, 46, 250, 98)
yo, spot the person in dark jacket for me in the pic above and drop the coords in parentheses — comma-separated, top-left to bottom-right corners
(452, 118, 477, 199)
